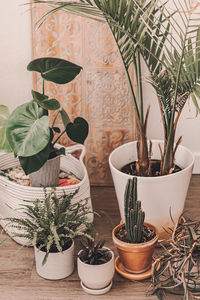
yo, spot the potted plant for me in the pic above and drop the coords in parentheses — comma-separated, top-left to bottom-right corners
(77, 237, 115, 295)
(1, 188, 95, 280)
(6, 57, 89, 187)
(32, 0, 199, 237)
(112, 177, 158, 280)
(149, 216, 200, 300)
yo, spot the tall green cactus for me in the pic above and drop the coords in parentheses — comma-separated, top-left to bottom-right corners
(124, 177, 145, 243)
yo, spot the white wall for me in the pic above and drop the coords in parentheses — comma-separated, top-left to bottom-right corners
(0, 0, 32, 112)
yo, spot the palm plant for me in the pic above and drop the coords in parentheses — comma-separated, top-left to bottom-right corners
(32, 0, 200, 176)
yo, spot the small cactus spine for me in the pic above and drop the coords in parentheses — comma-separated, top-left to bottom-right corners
(124, 177, 145, 243)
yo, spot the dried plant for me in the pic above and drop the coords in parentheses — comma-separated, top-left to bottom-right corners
(149, 216, 200, 300)
(78, 237, 111, 265)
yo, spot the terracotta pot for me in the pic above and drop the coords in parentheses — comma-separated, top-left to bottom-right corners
(112, 222, 158, 274)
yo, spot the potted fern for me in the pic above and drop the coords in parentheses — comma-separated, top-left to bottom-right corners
(77, 237, 115, 295)
(112, 177, 158, 280)
(6, 57, 88, 187)
(32, 0, 199, 238)
(2, 188, 94, 280)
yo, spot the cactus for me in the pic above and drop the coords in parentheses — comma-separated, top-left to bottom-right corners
(124, 177, 145, 243)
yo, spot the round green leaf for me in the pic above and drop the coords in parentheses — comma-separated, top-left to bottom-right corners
(31, 90, 48, 102)
(6, 101, 50, 157)
(0, 105, 12, 152)
(66, 117, 89, 144)
(27, 57, 82, 84)
(39, 99, 60, 110)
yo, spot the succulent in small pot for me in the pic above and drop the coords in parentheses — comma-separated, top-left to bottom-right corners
(77, 237, 115, 294)
(112, 177, 158, 275)
(6, 57, 89, 186)
(1, 188, 94, 280)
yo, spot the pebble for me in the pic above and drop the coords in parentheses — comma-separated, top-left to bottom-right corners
(2, 167, 80, 187)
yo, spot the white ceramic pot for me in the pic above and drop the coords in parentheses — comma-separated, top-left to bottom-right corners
(29, 155, 60, 187)
(109, 140, 194, 239)
(77, 247, 115, 291)
(34, 240, 74, 280)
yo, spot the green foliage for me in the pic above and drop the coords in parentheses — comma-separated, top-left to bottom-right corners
(78, 237, 111, 265)
(0, 105, 12, 153)
(33, 0, 200, 176)
(3, 188, 95, 265)
(124, 177, 145, 243)
(27, 57, 82, 84)
(150, 217, 200, 300)
(6, 57, 89, 175)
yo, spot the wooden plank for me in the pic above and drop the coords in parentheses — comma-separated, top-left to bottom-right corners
(0, 175, 199, 299)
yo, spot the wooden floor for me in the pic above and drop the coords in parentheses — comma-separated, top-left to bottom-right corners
(0, 175, 200, 300)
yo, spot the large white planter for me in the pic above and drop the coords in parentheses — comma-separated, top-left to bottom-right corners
(34, 240, 74, 280)
(109, 140, 194, 238)
(0, 144, 93, 245)
(77, 247, 115, 292)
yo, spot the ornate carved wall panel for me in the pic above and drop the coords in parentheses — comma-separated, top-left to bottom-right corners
(31, 4, 136, 185)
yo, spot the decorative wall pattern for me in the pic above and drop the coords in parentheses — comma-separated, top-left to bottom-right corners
(31, 4, 136, 185)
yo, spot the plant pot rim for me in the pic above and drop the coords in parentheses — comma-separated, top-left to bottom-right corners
(35, 239, 74, 254)
(109, 139, 195, 181)
(77, 246, 114, 267)
(112, 222, 158, 248)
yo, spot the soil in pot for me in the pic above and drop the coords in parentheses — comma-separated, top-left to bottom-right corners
(121, 159, 182, 177)
(115, 224, 156, 243)
(37, 239, 72, 253)
(79, 250, 112, 265)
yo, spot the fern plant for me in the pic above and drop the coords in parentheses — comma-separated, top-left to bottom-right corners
(2, 188, 95, 264)
(78, 237, 111, 265)
(32, 0, 200, 176)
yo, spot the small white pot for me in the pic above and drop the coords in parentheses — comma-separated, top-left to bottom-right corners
(109, 140, 194, 238)
(29, 155, 60, 187)
(77, 247, 115, 291)
(34, 240, 74, 280)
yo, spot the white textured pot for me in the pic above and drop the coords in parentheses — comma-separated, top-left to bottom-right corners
(109, 140, 194, 239)
(77, 247, 115, 291)
(29, 155, 60, 187)
(34, 240, 74, 280)
(0, 144, 93, 245)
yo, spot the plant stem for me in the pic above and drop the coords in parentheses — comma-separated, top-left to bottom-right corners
(136, 48, 144, 125)
(43, 79, 45, 95)
(52, 129, 66, 146)
(52, 110, 60, 128)
(162, 18, 190, 173)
